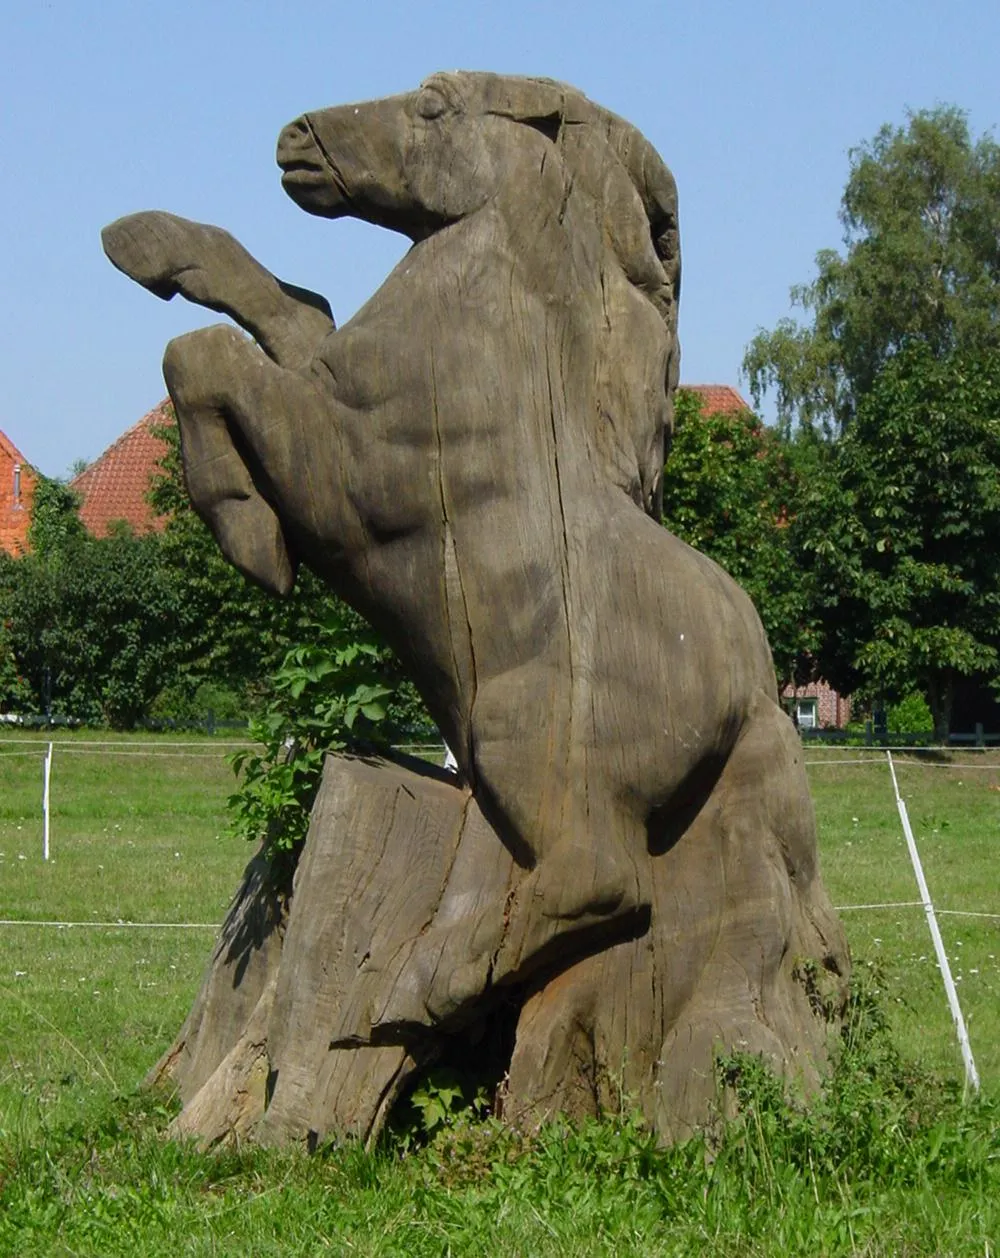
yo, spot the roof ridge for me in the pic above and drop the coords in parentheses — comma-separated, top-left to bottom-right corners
(678, 383, 752, 411)
(0, 428, 32, 469)
(71, 399, 172, 489)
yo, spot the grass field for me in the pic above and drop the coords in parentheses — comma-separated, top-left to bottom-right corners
(2, 731, 999, 1255)
(0, 732, 247, 1136)
(806, 749, 1000, 1085)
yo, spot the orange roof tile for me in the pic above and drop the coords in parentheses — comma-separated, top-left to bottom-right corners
(0, 430, 37, 556)
(680, 384, 752, 415)
(71, 401, 173, 538)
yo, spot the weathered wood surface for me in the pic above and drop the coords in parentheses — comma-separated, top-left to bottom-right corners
(153, 753, 514, 1145)
(110, 72, 849, 1146)
(154, 726, 844, 1146)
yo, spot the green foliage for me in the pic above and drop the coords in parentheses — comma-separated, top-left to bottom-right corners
(25, 475, 85, 557)
(886, 691, 934, 735)
(794, 343, 1000, 735)
(391, 1068, 491, 1151)
(662, 389, 817, 682)
(147, 681, 246, 725)
(0, 483, 186, 726)
(0, 616, 32, 712)
(745, 106, 1000, 436)
(228, 608, 433, 857)
(709, 963, 995, 1238)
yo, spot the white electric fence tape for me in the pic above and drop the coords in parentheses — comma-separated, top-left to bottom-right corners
(885, 750, 980, 1093)
(42, 742, 52, 861)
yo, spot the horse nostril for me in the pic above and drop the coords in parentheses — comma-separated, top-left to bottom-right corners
(277, 117, 312, 162)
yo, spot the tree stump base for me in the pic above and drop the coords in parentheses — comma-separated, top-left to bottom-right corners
(151, 738, 847, 1148)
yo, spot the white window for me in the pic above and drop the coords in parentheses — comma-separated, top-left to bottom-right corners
(795, 698, 818, 729)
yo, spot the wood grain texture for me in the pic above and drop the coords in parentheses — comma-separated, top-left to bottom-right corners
(153, 740, 844, 1145)
(109, 72, 849, 1145)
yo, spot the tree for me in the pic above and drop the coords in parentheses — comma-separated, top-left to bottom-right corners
(745, 107, 1000, 435)
(26, 476, 86, 556)
(795, 343, 1000, 739)
(661, 389, 818, 684)
(0, 484, 187, 727)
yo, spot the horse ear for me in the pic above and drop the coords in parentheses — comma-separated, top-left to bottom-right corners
(475, 74, 583, 142)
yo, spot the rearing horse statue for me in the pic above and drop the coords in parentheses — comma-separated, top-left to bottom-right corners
(104, 73, 845, 1031)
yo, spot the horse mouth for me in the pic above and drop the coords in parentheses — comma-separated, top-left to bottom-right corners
(280, 163, 348, 216)
(280, 162, 336, 191)
(278, 115, 353, 217)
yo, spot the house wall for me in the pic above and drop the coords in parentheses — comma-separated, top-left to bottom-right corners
(781, 680, 851, 729)
(0, 438, 36, 556)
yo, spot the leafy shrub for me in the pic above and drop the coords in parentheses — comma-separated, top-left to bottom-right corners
(228, 607, 434, 860)
(886, 691, 934, 735)
(147, 681, 246, 726)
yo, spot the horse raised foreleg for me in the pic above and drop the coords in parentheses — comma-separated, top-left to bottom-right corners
(102, 211, 334, 368)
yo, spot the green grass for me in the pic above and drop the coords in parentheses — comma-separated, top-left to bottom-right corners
(0, 732, 246, 1140)
(1, 1019, 997, 1256)
(806, 749, 1000, 1084)
(2, 732, 999, 1255)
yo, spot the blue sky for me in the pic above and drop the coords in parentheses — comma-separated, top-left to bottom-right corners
(3, 0, 998, 476)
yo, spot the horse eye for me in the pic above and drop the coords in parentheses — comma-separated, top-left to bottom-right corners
(416, 88, 448, 120)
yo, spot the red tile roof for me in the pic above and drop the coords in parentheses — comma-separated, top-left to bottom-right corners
(0, 431, 37, 556)
(680, 384, 752, 415)
(71, 401, 173, 538)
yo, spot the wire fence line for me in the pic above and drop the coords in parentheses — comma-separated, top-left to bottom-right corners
(0, 737, 256, 750)
(836, 903, 1000, 920)
(2, 737, 995, 1087)
(0, 919, 221, 930)
(0, 738, 451, 866)
(837, 900, 927, 912)
(803, 741, 1000, 753)
(806, 757, 1000, 771)
(806, 757, 1000, 770)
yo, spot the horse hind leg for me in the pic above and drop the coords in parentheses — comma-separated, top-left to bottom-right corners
(468, 663, 649, 983)
(486, 788, 649, 988)
(367, 670, 648, 1032)
(367, 792, 648, 1035)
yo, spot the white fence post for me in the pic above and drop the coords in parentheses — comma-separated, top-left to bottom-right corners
(42, 741, 53, 861)
(886, 750, 980, 1094)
